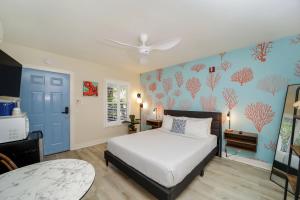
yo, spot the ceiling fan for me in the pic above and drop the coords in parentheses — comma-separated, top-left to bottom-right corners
(105, 33, 181, 64)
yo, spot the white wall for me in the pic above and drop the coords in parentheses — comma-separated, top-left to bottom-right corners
(0, 42, 141, 150)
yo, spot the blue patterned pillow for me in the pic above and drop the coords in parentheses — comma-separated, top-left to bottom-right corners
(171, 119, 186, 134)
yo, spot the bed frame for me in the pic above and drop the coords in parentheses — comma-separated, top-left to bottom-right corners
(104, 110, 222, 200)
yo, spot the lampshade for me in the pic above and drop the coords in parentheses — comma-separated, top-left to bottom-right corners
(293, 100, 300, 109)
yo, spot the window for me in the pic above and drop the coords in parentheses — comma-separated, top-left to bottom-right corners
(105, 80, 130, 127)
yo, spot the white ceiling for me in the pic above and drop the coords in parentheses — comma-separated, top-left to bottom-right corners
(0, 0, 300, 73)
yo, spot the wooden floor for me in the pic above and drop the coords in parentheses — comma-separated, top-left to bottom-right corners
(46, 144, 292, 200)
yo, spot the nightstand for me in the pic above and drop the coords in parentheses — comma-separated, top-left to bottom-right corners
(224, 130, 258, 155)
(146, 119, 162, 129)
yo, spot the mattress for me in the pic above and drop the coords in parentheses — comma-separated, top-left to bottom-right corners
(107, 128, 217, 187)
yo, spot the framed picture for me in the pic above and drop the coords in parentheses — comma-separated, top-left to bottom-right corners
(83, 81, 98, 96)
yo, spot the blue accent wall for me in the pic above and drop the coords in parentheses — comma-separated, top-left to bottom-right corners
(140, 34, 300, 164)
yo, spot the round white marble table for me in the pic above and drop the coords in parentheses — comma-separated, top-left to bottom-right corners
(0, 159, 95, 200)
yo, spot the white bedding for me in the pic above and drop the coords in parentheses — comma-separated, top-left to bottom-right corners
(107, 128, 217, 187)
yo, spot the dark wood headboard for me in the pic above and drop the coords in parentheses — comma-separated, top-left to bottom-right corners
(164, 110, 222, 156)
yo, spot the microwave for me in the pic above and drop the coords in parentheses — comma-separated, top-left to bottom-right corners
(0, 114, 29, 143)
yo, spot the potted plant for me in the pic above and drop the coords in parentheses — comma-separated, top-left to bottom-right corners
(122, 114, 140, 134)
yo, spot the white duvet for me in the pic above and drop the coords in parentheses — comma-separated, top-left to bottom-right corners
(107, 128, 217, 187)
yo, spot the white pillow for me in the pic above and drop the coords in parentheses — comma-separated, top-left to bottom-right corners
(162, 115, 186, 130)
(185, 118, 212, 138)
(162, 115, 173, 130)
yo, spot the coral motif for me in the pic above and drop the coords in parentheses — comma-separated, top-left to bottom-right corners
(167, 97, 176, 109)
(222, 88, 238, 110)
(148, 82, 157, 92)
(231, 67, 253, 86)
(191, 64, 206, 72)
(173, 89, 181, 97)
(155, 101, 164, 118)
(207, 72, 221, 91)
(252, 42, 272, 63)
(219, 52, 232, 71)
(245, 102, 275, 132)
(155, 93, 165, 100)
(186, 77, 201, 99)
(179, 99, 193, 110)
(155, 101, 164, 108)
(220, 61, 232, 71)
(295, 61, 300, 76)
(175, 72, 184, 88)
(200, 96, 216, 112)
(290, 35, 300, 45)
(162, 78, 173, 94)
(146, 74, 151, 81)
(264, 140, 277, 152)
(156, 69, 163, 81)
(257, 75, 287, 96)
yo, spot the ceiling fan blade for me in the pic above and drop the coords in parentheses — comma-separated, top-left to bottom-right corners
(105, 39, 139, 48)
(150, 38, 181, 51)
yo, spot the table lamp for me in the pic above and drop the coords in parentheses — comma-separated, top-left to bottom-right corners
(153, 107, 158, 120)
(137, 93, 143, 131)
(226, 111, 233, 132)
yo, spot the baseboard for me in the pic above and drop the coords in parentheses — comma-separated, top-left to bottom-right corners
(222, 152, 272, 171)
(71, 138, 107, 150)
(70, 132, 127, 151)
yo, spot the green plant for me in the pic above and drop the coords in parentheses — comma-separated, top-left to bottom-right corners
(123, 114, 140, 131)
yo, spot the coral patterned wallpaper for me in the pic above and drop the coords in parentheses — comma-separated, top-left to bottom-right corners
(140, 34, 300, 164)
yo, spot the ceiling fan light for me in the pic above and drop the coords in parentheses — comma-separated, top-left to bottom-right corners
(139, 47, 150, 55)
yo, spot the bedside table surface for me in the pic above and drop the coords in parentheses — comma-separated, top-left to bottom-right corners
(146, 119, 162, 129)
(146, 119, 162, 123)
(224, 130, 257, 138)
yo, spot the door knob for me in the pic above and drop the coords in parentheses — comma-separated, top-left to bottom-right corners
(62, 107, 69, 114)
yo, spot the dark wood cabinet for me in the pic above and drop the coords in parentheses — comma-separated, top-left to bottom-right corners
(0, 131, 43, 174)
(146, 119, 162, 129)
(224, 130, 257, 152)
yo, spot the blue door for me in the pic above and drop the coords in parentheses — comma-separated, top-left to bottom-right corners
(21, 68, 70, 155)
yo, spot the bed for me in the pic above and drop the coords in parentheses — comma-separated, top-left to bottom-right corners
(104, 110, 222, 200)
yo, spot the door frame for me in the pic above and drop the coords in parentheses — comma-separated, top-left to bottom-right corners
(23, 65, 75, 151)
